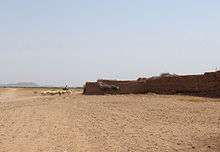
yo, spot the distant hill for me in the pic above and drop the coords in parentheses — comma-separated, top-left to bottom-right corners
(0, 82, 81, 88)
(0, 82, 40, 88)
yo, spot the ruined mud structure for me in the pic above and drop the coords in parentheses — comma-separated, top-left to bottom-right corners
(83, 71, 220, 97)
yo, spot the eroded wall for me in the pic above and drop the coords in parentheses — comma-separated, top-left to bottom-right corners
(83, 71, 220, 97)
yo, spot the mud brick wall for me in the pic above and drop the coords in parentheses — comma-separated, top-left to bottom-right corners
(97, 79, 135, 85)
(146, 77, 176, 94)
(177, 75, 200, 93)
(197, 72, 217, 96)
(145, 71, 220, 97)
(145, 75, 200, 94)
(215, 71, 220, 96)
(97, 79, 145, 94)
(83, 82, 105, 95)
(83, 71, 220, 97)
(83, 81, 146, 95)
(118, 81, 146, 94)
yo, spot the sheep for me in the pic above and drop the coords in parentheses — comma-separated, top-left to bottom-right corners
(41, 90, 72, 96)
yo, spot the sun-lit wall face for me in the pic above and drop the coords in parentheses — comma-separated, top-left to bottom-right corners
(0, 0, 220, 87)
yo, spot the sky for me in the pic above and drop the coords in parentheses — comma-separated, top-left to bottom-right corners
(0, 0, 220, 87)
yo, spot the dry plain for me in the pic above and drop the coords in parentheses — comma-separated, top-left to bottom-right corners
(0, 88, 220, 152)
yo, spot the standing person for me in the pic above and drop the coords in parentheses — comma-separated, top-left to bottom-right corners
(63, 84, 68, 90)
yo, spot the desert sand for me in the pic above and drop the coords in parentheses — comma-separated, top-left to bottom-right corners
(0, 88, 220, 152)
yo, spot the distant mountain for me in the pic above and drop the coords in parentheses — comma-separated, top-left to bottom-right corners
(0, 82, 78, 88)
(1, 82, 40, 88)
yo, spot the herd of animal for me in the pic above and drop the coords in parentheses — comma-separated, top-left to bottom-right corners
(41, 90, 72, 96)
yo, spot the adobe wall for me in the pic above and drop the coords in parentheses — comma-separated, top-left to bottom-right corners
(97, 79, 135, 85)
(144, 71, 220, 97)
(145, 75, 200, 94)
(117, 81, 146, 94)
(215, 71, 220, 96)
(83, 81, 146, 95)
(83, 82, 105, 95)
(83, 71, 220, 97)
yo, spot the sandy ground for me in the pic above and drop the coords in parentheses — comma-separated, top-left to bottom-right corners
(0, 88, 220, 152)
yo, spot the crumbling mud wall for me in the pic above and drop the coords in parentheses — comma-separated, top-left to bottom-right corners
(118, 81, 146, 94)
(83, 81, 146, 95)
(197, 72, 217, 97)
(83, 71, 220, 97)
(217, 71, 220, 95)
(97, 80, 146, 94)
(145, 71, 220, 97)
(83, 82, 105, 95)
(97, 79, 136, 85)
(145, 75, 200, 94)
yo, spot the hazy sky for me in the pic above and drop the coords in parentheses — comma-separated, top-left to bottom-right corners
(1, 0, 220, 86)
